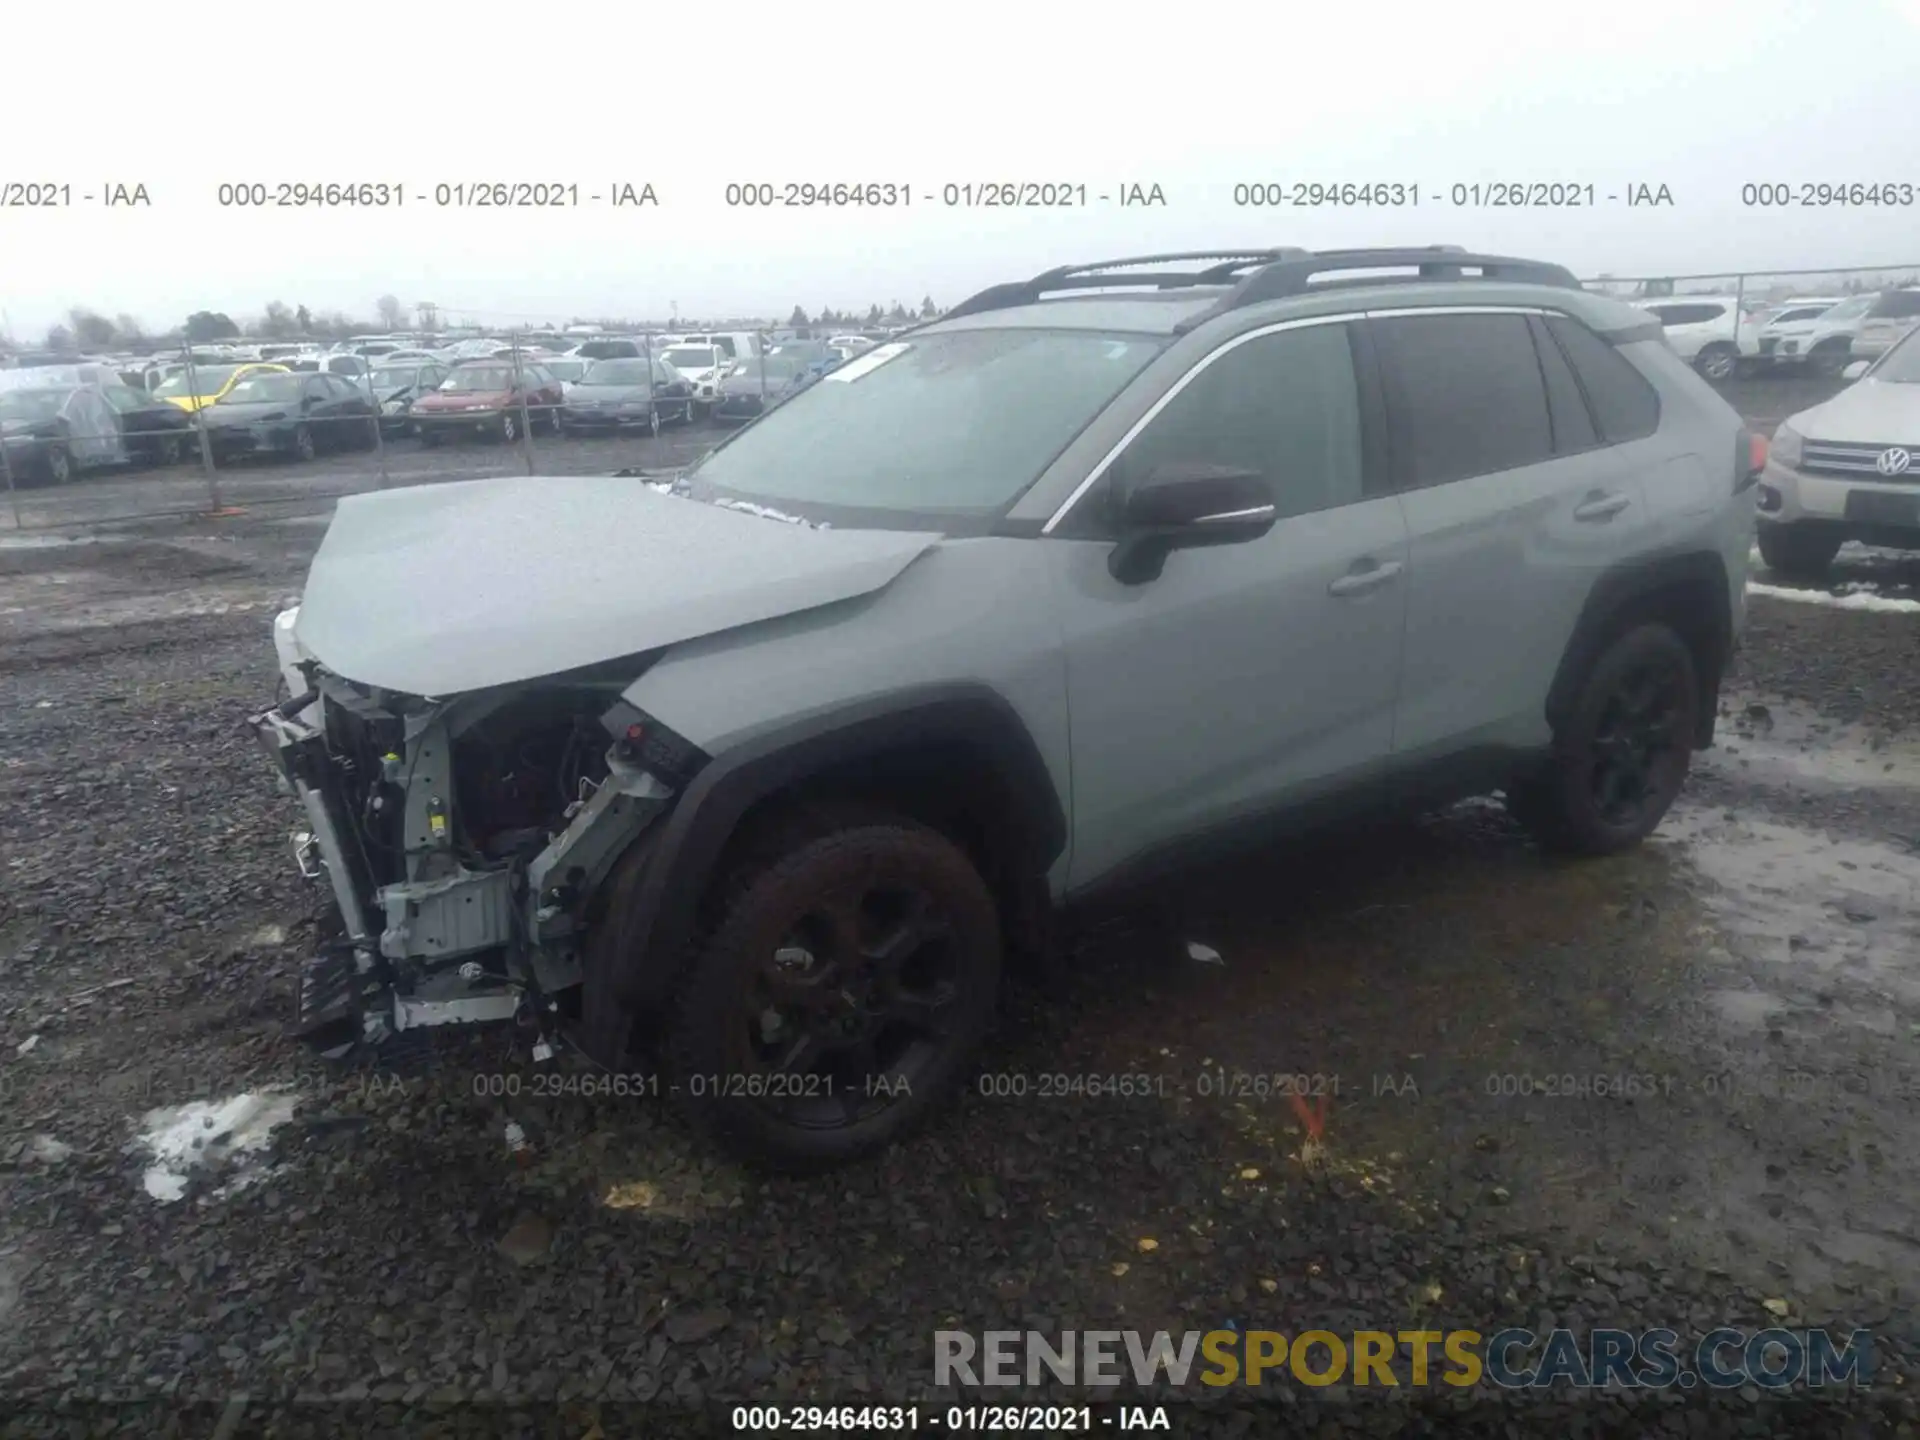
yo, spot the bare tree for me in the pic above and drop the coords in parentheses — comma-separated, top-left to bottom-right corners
(375, 294, 406, 330)
(68, 308, 117, 349)
(43, 323, 75, 352)
(114, 313, 147, 343)
(260, 301, 296, 339)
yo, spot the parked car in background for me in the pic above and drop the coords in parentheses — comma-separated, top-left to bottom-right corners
(558, 356, 694, 436)
(0, 363, 125, 393)
(1632, 296, 1766, 381)
(376, 349, 443, 366)
(102, 381, 198, 466)
(411, 360, 565, 444)
(712, 352, 816, 424)
(659, 344, 732, 414)
(541, 356, 591, 388)
(675, 332, 761, 364)
(1756, 298, 1849, 370)
(765, 340, 840, 380)
(0, 387, 126, 483)
(826, 333, 876, 352)
(286, 353, 372, 379)
(1851, 287, 1920, 361)
(1756, 325, 1920, 577)
(363, 362, 450, 435)
(152, 362, 290, 413)
(204, 370, 379, 464)
(569, 337, 645, 360)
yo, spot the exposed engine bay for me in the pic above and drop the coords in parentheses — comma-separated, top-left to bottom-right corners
(250, 640, 704, 1055)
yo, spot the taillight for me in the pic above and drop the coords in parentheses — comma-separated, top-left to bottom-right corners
(1736, 429, 1767, 492)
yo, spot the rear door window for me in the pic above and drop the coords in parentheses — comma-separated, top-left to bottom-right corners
(1375, 313, 1555, 487)
(1543, 317, 1661, 444)
(1869, 291, 1920, 320)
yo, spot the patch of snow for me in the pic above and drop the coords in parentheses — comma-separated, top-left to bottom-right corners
(16, 1034, 38, 1055)
(29, 1134, 72, 1163)
(1747, 582, 1920, 614)
(712, 497, 810, 526)
(134, 1088, 299, 1204)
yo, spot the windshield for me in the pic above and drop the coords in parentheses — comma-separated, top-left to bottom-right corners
(688, 330, 1164, 518)
(664, 347, 719, 370)
(369, 367, 421, 390)
(544, 359, 588, 381)
(153, 364, 239, 397)
(1873, 328, 1920, 382)
(581, 359, 650, 385)
(222, 373, 305, 404)
(1768, 306, 1833, 325)
(442, 366, 516, 392)
(0, 391, 65, 421)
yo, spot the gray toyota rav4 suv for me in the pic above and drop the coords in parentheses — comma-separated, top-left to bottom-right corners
(252, 247, 1759, 1169)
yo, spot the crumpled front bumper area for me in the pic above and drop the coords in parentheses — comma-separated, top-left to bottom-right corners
(248, 673, 675, 1054)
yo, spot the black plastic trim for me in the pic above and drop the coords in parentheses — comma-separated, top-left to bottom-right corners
(1545, 552, 1733, 751)
(605, 685, 1067, 1010)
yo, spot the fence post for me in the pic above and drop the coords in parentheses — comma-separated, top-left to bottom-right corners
(183, 347, 223, 512)
(1733, 273, 1747, 353)
(364, 365, 391, 488)
(1, 425, 21, 530)
(509, 332, 535, 475)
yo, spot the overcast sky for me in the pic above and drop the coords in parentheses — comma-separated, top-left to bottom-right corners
(5, 0, 1918, 336)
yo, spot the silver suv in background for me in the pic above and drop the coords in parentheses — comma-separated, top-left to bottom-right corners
(251, 246, 1757, 1170)
(1756, 325, 1920, 576)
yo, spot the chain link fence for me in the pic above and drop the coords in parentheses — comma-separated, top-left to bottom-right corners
(0, 318, 842, 532)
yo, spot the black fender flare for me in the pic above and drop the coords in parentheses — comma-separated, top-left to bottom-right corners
(604, 683, 1066, 1011)
(1544, 550, 1733, 748)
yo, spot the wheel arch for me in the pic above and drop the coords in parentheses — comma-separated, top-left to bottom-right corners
(599, 683, 1067, 1013)
(1545, 551, 1733, 750)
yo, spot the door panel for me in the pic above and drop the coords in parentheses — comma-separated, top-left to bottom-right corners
(1373, 311, 1654, 762)
(1048, 320, 1410, 891)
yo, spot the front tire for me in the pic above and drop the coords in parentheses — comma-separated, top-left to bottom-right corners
(648, 406, 661, 439)
(501, 411, 520, 444)
(1808, 340, 1851, 378)
(157, 434, 184, 466)
(665, 815, 1003, 1171)
(419, 427, 441, 448)
(293, 424, 316, 462)
(1756, 521, 1842, 579)
(1505, 623, 1699, 857)
(44, 444, 72, 485)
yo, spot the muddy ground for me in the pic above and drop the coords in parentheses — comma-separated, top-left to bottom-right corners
(1, 374, 1917, 1436)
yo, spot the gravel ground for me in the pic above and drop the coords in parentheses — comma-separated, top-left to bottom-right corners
(2, 368, 1918, 1435)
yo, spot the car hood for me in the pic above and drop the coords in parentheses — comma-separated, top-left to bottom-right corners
(415, 389, 511, 408)
(293, 474, 940, 695)
(1789, 379, 1920, 442)
(567, 384, 650, 402)
(209, 402, 295, 424)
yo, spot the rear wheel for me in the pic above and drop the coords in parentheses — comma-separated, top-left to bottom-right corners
(1505, 623, 1698, 857)
(44, 444, 72, 485)
(1756, 521, 1842, 579)
(1694, 344, 1738, 383)
(157, 434, 184, 466)
(501, 411, 519, 444)
(648, 406, 661, 439)
(292, 424, 316, 462)
(664, 814, 1003, 1171)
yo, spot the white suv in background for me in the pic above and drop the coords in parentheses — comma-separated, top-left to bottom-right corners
(1633, 296, 1767, 382)
(1757, 297, 1859, 374)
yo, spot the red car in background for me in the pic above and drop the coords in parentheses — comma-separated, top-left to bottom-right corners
(410, 359, 565, 445)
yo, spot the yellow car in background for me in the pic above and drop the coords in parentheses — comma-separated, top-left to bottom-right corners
(152, 361, 290, 412)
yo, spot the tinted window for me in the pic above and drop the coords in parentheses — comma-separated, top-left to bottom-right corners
(1120, 323, 1363, 521)
(305, 378, 331, 401)
(1645, 303, 1726, 325)
(1526, 317, 1597, 453)
(1870, 291, 1920, 319)
(1544, 317, 1661, 444)
(1378, 314, 1553, 487)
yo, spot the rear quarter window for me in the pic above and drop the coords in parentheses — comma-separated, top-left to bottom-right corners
(1869, 291, 1920, 320)
(1544, 316, 1661, 444)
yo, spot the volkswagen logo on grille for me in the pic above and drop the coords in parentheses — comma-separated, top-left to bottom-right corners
(1878, 447, 1914, 477)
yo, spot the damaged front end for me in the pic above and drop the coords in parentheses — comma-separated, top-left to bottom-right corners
(248, 610, 704, 1058)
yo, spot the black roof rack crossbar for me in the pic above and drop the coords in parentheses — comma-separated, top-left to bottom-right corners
(941, 249, 1314, 320)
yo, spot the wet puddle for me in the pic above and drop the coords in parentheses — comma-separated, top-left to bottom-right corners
(1705, 693, 1920, 791)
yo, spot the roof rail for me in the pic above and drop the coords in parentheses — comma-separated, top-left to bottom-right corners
(940, 249, 1312, 320)
(1173, 247, 1583, 332)
(938, 245, 1582, 326)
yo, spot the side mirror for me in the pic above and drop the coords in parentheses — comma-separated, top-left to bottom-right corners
(1106, 462, 1276, 585)
(1843, 360, 1872, 381)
